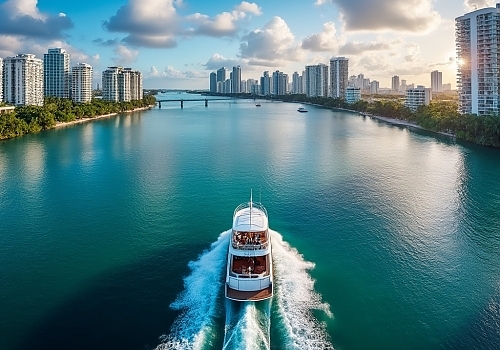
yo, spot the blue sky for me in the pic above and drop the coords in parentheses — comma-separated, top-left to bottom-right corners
(0, 0, 495, 89)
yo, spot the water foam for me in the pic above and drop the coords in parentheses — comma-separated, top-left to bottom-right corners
(270, 229, 334, 349)
(223, 300, 271, 350)
(156, 230, 230, 350)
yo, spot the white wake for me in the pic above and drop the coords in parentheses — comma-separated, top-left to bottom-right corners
(155, 230, 230, 350)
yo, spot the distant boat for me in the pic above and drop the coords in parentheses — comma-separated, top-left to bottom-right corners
(255, 103, 261, 107)
(297, 107, 308, 113)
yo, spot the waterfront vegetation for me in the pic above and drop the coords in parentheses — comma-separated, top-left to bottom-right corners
(210, 92, 500, 147)
(0, 95, 156, 140)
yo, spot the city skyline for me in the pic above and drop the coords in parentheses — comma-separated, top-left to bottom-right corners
(0, 0, 494, 89)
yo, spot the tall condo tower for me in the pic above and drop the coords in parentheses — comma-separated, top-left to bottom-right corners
(72, 63, 93, 103)
(209, 72, 216, 92)
(44, 48, 70, 98)
(329, 57, 348, 98)
(306, 64, 329, 97)
(216, 67, 226, 83)
(391, 75, 400, 92)
(431, 70, 443, 93)
(102, 67, 143, 102)
(3, 54, 44, 106)
(0, 58, 3, 102)
(232, 66, 241, 93)
(456, 4, 500, 115)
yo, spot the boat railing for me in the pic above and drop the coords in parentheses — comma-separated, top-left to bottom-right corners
(232, 241, 269, 250)
(233, 201, 268, 218)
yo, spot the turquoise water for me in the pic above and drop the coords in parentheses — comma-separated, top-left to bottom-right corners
(1, 93, 500, 350)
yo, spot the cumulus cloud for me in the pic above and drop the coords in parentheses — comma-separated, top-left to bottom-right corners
(204, 54, 241, 70)
(240, 16, 304, 66)
(112, 44, 139, 65)
(0, 0, 73, 39)
(464, 0, 496, 10)
(103, 0, 180, 48)
(301, 22, 344, 52)
(317, 0, 441, 33)
(339, 41, 392, 55)
(148, 65, 207, 79)
(185, 2, 262, 37)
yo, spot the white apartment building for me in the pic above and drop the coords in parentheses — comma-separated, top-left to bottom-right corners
(431, 70, 443, 93)
(391, 75, 400, 92)
(0, 58, 3, 102)
(232, 66, 241, 93)
(405, 86, 432, 111)
(345, 86, 361, 104)
(3, 54, 44, 106)
(291, 71, 303, 94)
(306, 64, 329, 97)
(44, 48, 70, 98)
(272, 70, 287, 95)
(72, 63, 93, 103)
(330, 57, 348, 98)
(370, 80, 379, 94)
(456, 4, 500, 115)
(102, 67, 143, 102)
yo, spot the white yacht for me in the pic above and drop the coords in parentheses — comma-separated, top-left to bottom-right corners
(225, 197, 273, 301)
(297, 106, 308, 113)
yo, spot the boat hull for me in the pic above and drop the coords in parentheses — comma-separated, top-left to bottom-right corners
(226, 284, 272, 302)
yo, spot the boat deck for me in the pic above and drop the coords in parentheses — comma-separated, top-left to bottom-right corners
(226, 285, 273, 301)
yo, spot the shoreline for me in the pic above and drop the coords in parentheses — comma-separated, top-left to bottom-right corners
(54, 105, 154, 128)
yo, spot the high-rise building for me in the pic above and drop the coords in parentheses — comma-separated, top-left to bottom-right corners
(272, 70, 287, 95)
(71, 63, 93, 103)
(232, 66, 241, 93)
(401, 79, 407, 92)
(291, 71, 303, 94)
(431, 70, 443, 93)
(209, 72, 216, 92)
(345, 86, 361, 104)
(102, 67, 142, 102)
(44, 48, 70, 99)
(370, 80, 379, 94)
(456, 4, 500, 115)
(405, 85, 432, 111)
(330, 57, 348, 98)
(216, 67, 226, 83)
(391, 75, 400, 92)
(306, 64, 329, 97)
(3, 54, 43, 106)
(260, 71, 271, 96)
(0, 58, 3, 102)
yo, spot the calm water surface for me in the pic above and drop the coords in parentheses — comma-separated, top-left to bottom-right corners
(1, 93, 500, 350)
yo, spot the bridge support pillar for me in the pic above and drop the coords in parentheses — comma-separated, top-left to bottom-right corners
(205, 99, 208, 107)
(158, 101, 161, 108)
(181, 100, 183, 109)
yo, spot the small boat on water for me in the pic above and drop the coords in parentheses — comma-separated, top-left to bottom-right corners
(255, 103, 261, 107)
(225, 195, 273, 302)
(297, 106, 308, 113)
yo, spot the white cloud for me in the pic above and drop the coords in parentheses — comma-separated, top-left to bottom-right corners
(301, 22, 344, 52)
(234, 2, 262, 15)
(240, 16, 304, 66)
(0, 0, 73, 39)
(464, 0, 496, 10)
(112, 44, 139, 65)
(148, 65, 207, 79)
(204, 54, 241, 70)
(317, 0, 441, 33)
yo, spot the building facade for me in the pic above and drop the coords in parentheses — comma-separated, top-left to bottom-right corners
(102, 67, 142, 102)
(330, 57, 348, 98)
(306, 64, 329, 97)
(44, 48, 70, 99)
(209, 72, 216, 92)
(456, 4, 500, 115)
(232, 66, 241, 93)
(260, 71, 271, 96)
(345, 86, 361, 104)
(216, 67, 226, 84)
(405, 86, 432, 111)
(272, 70, 287, 95)
(391, 75, 400, 92)
(431, 70, 443, 93)
(3, 54, 44, 106)
(71, 63, 93, 103)
(370, 80, 379, 94)
(0, 58, 3, 102)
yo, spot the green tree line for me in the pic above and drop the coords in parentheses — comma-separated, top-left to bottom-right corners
(208, 92, 500, 147)
(0, 95, 156, 140)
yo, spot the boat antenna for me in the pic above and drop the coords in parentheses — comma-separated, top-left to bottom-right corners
(250, 189, 253, 228)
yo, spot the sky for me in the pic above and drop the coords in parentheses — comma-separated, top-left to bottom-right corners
(0, 0, 496, 89)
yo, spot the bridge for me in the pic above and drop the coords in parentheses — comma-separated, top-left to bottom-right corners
(156, 98, 233, 108)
